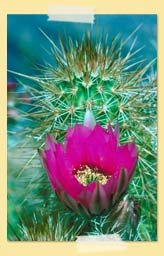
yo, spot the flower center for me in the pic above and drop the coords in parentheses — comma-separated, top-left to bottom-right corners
(75, 165, 111, 186)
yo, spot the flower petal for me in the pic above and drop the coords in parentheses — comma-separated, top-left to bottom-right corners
(117, 142, 138, 178)
(86, 183, 109, 214)
(38, 147, 61, 192)
(65, 124, 92, 169)
(54, 144, 84, 200)
(86, 124, 118, 175)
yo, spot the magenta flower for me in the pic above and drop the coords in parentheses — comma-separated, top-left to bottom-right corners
(39, 123, 138, 215)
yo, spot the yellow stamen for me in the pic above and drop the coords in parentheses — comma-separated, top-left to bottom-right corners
(75, 165, 111, 186)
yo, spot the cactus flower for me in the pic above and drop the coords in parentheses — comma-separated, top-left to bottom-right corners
(39, 123, 138, 215)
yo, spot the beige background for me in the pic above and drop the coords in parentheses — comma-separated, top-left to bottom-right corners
(0, 0, 162, 255)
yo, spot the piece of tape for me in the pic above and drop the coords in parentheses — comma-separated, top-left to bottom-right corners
(48, 6, 95, 24)
(76, 234, 127, 253)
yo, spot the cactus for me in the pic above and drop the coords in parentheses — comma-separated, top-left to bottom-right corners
(8, 29, 157, 241)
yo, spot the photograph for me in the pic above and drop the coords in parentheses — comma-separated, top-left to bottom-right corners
(7, 14, 157, 242)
